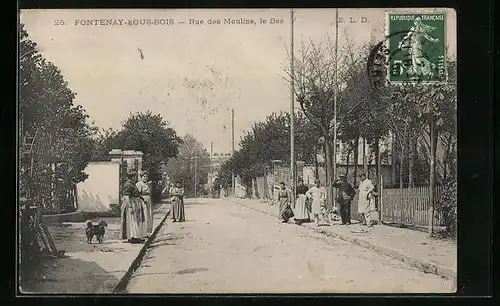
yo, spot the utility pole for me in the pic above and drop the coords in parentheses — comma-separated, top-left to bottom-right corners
(331, 8, 339, 210)
(290, 8, 296, 208)
(428, 106, 437, 237)
(210, 142, 214, 198)
(194, 156, 198, 198)
(231, 108, 235, 196)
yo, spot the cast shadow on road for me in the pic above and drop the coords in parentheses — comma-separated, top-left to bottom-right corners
(149, 233, 184, 249)
(19, 256, 119, 294)
(184, 201, 212, 206)
(149, 240, 177, 248)
(132, 268, 210, 279)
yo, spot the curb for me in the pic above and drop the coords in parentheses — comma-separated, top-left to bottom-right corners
(113, 207, 171, 293)
(234, 199, 456, 280)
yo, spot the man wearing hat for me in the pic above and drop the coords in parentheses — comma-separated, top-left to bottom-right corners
(333, 175, 356, 225)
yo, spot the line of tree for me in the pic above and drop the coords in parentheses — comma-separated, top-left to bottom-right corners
(217, 111, 322, 194)
(161, 134, 211, 197)
(19, 24, 184, 209)
(19, 23, 96, 211)
(90, 111, 182, 181)
(219, 34, 457, 199)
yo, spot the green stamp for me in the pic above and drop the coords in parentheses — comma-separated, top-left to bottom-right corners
(387, 12, 447, 84)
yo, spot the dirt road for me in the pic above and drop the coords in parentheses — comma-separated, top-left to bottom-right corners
(127, 198, 454, 294)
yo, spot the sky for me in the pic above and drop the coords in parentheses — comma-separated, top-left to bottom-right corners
(20, 8, 456, 154)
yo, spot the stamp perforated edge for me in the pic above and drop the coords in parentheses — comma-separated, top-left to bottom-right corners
(383, 9, 449, 85)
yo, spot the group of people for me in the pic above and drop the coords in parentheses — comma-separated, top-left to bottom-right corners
(276, 173, 377, 227)
(120, 170, 187, 243)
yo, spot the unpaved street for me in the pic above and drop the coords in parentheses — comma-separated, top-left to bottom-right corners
(127, 198, 453, 294)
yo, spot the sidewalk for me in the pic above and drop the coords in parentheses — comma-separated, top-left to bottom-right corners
(20, 201, 171, 294)
(232, 197, 457, 280)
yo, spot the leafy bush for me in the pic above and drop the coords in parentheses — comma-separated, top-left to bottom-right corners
(435, 177, 457, 239)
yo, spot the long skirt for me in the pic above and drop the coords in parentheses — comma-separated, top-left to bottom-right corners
(172, 196, 185, 221)
(294, 194, 310, 221)
(279, 198, 294, 221)
(358, 192, 375, 214)
(142, 195, 154, 234)
(120, 196, 147, 240)
(311, 198, 322, 214)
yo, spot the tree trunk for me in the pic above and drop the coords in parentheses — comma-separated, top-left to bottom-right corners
(449, 139, 457, 177)
(408, 131, 415, 188)
(399, 141, 404, 190)
(391, 133, 397, 187)
(353, 137, 359, 187)
(323, 141, 328, 181)
(324, 136, 334, 209)
(363, 138, 368, 176)
(443, 133, 453, 179)
(345, 146, 351, 176)
(314, 145, 319, 180)
(429, 115, 438, 236)
(374, 137, 381, 214)
(375, 137, 381, 186)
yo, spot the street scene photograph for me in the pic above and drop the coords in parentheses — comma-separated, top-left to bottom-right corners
(18, 8, 457, 294)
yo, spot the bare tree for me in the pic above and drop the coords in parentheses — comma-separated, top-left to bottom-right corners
(283, 35, 365, 202)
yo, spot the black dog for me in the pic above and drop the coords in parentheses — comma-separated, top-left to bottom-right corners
(85, 220, 108, 244)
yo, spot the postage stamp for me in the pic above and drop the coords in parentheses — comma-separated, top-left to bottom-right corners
(386, 12, 447, 84)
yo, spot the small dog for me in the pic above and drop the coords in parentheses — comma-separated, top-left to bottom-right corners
(85, 220, 108, 244)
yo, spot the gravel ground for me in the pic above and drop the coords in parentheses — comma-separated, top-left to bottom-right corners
(20, 217, 128, 294)
(127, 199, 454, 294)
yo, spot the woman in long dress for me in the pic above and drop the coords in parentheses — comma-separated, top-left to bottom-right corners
(136, 171, 153, 236)
(357, 173, 375, 227)
(170, 181, 185, 222)
(120, 171, 147, 243)
(220, 185, 226, 198)
(306, 179, 328, 226)
(277, 182, 294, 223)
(293, 178, 310, 225)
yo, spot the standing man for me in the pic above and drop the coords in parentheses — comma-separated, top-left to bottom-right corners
(306, 179, 328, 226)
(357, 173, 375, 227)
(333, 175, 355, 225)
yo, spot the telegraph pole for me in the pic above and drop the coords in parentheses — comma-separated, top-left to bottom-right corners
(331, 8, 339, 209)
(231, 108, 235, 196)
(290, 8, 296, 208)
(428, 103, 437, 237)
(194, 156, 198, 198)
(210, 142, 214, 197)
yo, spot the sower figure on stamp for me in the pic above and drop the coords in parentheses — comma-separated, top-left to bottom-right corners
(357, 173, 375, 227)
(333, 175, 355, 225)
(397, 16, 440, 80)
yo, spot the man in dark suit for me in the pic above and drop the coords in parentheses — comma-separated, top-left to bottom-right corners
(333, 175, 356, 225)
